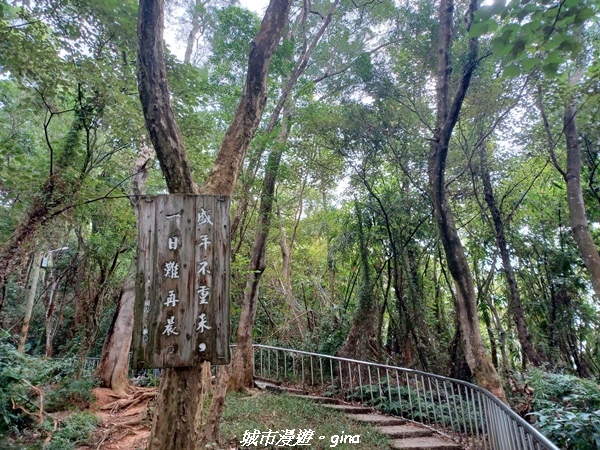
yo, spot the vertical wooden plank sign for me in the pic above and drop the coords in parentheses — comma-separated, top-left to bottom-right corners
(133, 195, 230, 368)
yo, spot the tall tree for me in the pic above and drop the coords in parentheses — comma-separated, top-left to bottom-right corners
(136, 0, 291, 447)
(427, 0, 506, 401)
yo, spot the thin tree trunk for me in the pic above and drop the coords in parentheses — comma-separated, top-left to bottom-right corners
(428, 0, 506, 402)
(137, 0, 291, 445)
(183, 0, 208, 64)
(479, 145, 543, 367)
(228, 114, 291, 391)
(278, 179, 307, 338)
(337, 203, 380, 362)
(44, 269, 60, 357)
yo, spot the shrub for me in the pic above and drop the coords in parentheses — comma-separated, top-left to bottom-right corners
(44, 412, 100, 450)
(46, 378, 96, 412)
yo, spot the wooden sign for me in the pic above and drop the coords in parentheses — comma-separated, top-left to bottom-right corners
(132, 195, 230, 368)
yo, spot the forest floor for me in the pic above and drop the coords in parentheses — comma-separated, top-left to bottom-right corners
(77, 386, 391, 450)
(79, 387, 153, 450)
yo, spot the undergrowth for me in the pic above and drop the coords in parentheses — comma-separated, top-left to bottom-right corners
(219, 391, 390, 449)
(0, 330, 97, 449)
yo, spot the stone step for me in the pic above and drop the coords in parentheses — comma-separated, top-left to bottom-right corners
(378, 424, 433, 439)
(390, 436, 462, 450)
(322, 404, 372, 414)
(348, 413, 406, 427)
(289, 394, 340, 404)
(255, 381, 309, 395)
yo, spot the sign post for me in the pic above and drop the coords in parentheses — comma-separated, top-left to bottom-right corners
(132, 194, 230, 368)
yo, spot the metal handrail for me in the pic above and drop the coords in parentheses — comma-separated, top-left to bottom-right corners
(251, 344, 559, 450)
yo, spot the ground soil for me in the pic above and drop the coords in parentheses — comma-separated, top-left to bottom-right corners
(78, 387, 154, 450)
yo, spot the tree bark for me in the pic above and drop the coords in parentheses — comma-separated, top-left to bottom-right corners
(95, 266, 135, 393)
(229, 0, 340, 241)
(479, 145, 543, 367)
(18, 252, 43, 353)
(228, 114, 291, 391)
(278, 179, 307, 338)
(95, 144, 152, 392)
(337, 203, 380, 362)
(137, 0, 291, 446)
(564, 101, 600, 300)
(428, 0, 506, 402)
(200, 0, 292, 197)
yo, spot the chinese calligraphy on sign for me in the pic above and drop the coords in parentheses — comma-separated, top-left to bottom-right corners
(132, 195, 231, 368)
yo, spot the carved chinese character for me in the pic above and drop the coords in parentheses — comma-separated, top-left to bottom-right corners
(163, 290, 179, 307)
(166, 213, 181, 220)
(142, 327, 149, 343)
(198, 234, 211, 250)
(168, 236, 179, 250)
(162, 316, 180, 336)
(197, 208, 213, 225)
(197, 261, 210, 275)
(164, 261, 180, 278)
(144, 300, 151, 313)
(197, 285, 210, 304)
(196, 313, 211, 333)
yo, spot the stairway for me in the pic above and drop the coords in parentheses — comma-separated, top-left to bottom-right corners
(256, 380, 462, 450)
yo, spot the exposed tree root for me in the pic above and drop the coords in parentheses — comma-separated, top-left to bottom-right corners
(100, 388, 156, 413)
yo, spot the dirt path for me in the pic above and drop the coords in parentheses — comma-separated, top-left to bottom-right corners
(78, 387, 154, 450)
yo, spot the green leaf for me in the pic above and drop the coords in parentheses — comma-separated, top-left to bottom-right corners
(503, 64, 521, 78)
(522, 57, 540, 71)
(542, 62, 560, 75)
(468, 19, 494, 38)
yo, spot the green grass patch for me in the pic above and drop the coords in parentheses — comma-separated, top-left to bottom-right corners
(219, 392, 390, 449)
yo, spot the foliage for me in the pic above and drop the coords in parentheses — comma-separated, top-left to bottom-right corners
(44, 412, 99, 450)
(527, 369, 600, 449)
(0, 330, 96, 442)
(45, 378, 96, 412)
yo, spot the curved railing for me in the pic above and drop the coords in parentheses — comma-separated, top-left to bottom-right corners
(84, 345, 559, 449)
(252, 344, 559, 450)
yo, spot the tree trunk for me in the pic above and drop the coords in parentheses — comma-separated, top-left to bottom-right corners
(95, 267, 135, 393)
(428, 0, 506, 402)
(337, 203, 380, 362)
(228, 115, 290, 391)
(95, 144, 152, 392)
(564, 101, 600, 300)
(44, 270, 60, 357)
(18, 252, 43, 353)
(137, 0, 291, 445)
(479, 145, 543, 367)
(183, 0, 208, 64)
(278, 179, 307, 338)
(229, 0, 340, 241)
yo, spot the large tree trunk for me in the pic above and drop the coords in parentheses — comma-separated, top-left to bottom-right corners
(228, 115, 290, 391)
(95, 144, 152, 392)
(18, 252, 43, 353)
(137, 0, 291, 446)
(428, 0, 506, 402)
(95, 267, 136, 393)
(0, 111, 86, 283)
(479, 145, 543, 367)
